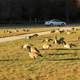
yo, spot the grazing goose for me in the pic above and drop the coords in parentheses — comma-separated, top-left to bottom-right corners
(54, 36, 66, 45)
(22, 44, 32, 49)
(26, 36, 32, 39)
(64, 43, 76, 49)
(64, 43, 71, 48)
(42, 38, 53, 42)
(42, 43, 51, 49)
(26, 45, 42, 59)
(32, 34, 39, 37)
(55, 30, 60, 34)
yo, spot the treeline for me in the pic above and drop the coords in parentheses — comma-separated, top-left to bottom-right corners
(0, 0, 79, 23)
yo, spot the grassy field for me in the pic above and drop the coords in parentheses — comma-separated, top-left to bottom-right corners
(0, 26, 79, 37)
(0, 26, 80, 80)
(0, 26, 59, 37)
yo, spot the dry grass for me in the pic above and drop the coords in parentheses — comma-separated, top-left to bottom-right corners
(0, 26, 59, 37)
(0, 26, 80, 80)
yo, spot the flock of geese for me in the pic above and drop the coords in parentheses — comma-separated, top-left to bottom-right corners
(22, 27, 80, 59)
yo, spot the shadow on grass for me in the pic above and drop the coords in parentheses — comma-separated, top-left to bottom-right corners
(48, 53, 74, 56)
(56, 48, 80, 50)
(0, 58, 19, 62)
(47, 58, 80, 61)
(40, 48, 80, 50)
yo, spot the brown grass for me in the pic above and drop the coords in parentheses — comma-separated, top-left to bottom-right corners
(0, 26, 80, 80)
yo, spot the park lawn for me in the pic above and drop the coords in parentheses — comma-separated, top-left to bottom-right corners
(0, 25, 79, 37)
(0, 26, 59, 37)
(0, 27, 80, 80)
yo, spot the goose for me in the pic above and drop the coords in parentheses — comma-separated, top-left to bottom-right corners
(42, 43, 51, 49)
(42, 38, 53, 42)
(54, 36, 66, 45)
(64, 43, 71, 48)
(64, 43, 76, 49)
(22, 44, 32, 49)
(26, 45, 42, 59)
